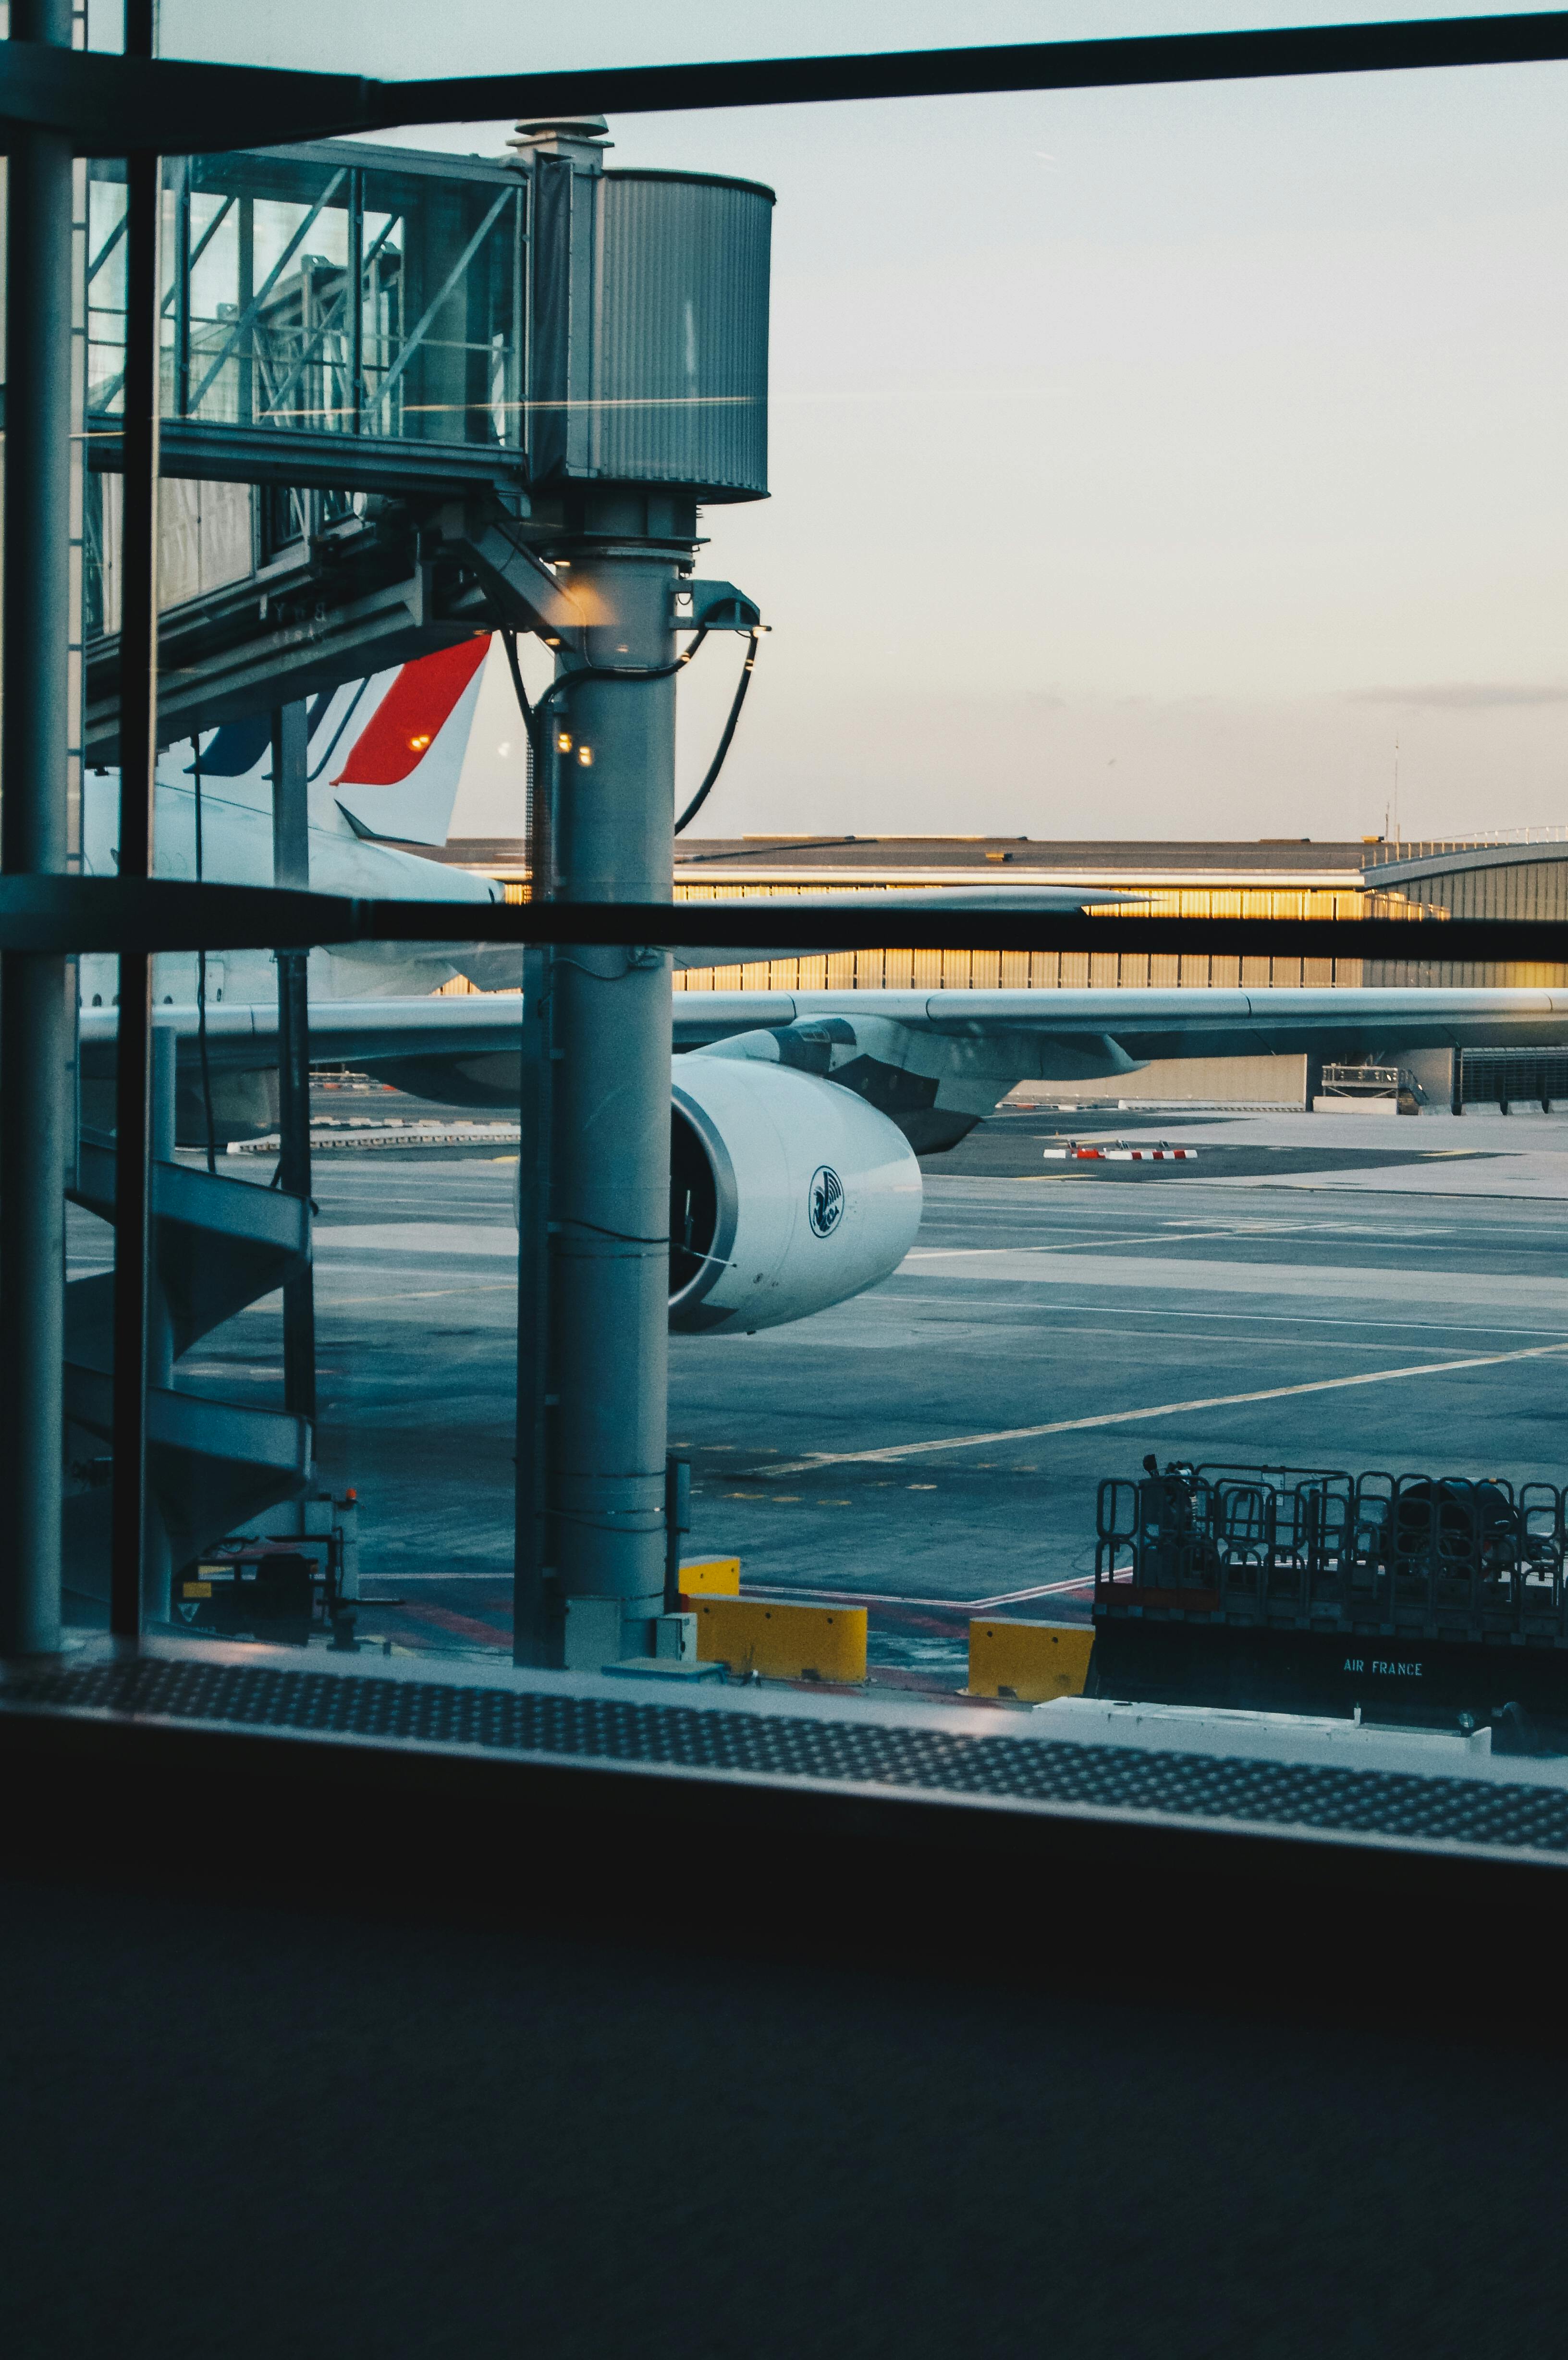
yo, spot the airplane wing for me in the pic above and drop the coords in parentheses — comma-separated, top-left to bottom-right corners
(81, 981, 1568, 1090)
(669, 985, 1568, 1147)
(667, 984, 1568, 1059)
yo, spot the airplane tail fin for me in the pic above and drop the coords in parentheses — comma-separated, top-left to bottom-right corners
(329, 637, 490, 846)
(181, 636, 490, 847)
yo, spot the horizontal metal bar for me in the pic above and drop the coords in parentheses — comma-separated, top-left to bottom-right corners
(82, 415, 527, 496)
(4, 875, 1568, 962)
(390, 14, 1568, 123)
(5, 16, 1568, 156)
(368, 187, 513, 424)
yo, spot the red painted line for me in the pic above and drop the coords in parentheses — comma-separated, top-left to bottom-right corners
(380, 1598, 512, 1647)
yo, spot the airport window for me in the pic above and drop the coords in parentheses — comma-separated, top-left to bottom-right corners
(12, 2, 1568, 1898)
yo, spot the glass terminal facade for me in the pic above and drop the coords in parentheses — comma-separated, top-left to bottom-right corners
(5, 2, 1568, 1897)
(11, 13, 1568, 2347)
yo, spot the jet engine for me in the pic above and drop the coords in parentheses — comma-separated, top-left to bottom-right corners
(669, 1053, 923, 1334)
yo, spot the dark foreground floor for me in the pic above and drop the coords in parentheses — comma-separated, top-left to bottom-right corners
(4, 1864, 1566, 2360)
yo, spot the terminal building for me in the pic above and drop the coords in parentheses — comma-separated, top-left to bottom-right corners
(417, 826, 1568, 1109)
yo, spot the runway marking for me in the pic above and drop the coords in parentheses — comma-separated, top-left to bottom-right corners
(756, 1340, 1568, 1474)
(867, 1314, 1494, 1357)
(725, 1579, 1093, 1612)
(314, 1222, 516, 1256)
(908, 1225, 1257, 1258)
(873, 1298, 1568, 1341)
(317, 1282, 517, 1308)
(892, 1248, 1568, 1307)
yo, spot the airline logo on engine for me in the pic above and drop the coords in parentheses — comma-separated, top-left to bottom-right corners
(809, 1166, 844, 1238)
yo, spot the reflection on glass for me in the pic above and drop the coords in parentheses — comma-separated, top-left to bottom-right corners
(86, 151, 524, 455)
(54, 25, 1568, 1843)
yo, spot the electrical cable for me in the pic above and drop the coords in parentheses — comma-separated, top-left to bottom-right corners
(503, 623, 715, 894)
(499, 627, 539, 760)
(502, 624, 711, 741)
(501, 618, 754, 843)
(192, 733, 218, 1174)
(675, 627, 762, 836)
(553, 1216, 670, 1245)
(499, 627, 542, 856)
(551, 1216, 731, 1268)
(534, 625, 711, 719)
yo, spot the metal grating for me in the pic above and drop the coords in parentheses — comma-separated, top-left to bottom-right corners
(7, 1656, 1568, 1857)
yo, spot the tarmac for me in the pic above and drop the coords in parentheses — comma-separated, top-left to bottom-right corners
(63, 1096, 1568, 1682)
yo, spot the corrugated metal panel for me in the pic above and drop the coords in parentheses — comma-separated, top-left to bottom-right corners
(1408, 858, 1568, 923)
(590, 172, 771, 497)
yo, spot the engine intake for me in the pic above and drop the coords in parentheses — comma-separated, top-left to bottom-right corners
(669, 1055, 922, 1334)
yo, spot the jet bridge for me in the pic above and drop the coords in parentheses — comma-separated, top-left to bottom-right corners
(72, 113, 772, 1669)
(82, 129, 770, 754)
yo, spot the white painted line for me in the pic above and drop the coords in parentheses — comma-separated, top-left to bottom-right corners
(757, 1340, 1568, 1474)
(968, 1576, 1096, 1607)
(894, 1248, 1568, 1308)
(313, 1222, 517, 1257)
(653, 1577, 1092, 1614)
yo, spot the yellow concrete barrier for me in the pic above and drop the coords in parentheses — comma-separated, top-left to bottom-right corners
(695, 1595, 867, 1683)
(968, 1619, 1094, 1703)
(678, 1557, 741, 1598)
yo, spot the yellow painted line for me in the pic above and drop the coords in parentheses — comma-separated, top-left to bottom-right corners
(758, 1340, 1568, 1475)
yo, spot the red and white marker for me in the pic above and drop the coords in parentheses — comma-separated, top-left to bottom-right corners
(1042, 1141, 1198, 1162)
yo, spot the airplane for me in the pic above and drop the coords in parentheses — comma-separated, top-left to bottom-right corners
(77, 638, 1568, 1340)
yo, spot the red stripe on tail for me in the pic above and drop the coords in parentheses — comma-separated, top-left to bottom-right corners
(333, 638, 490, 787)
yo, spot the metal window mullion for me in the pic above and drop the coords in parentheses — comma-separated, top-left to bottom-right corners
(186, 167, 348, 417)
(172, 155, 191, 417)
(108, 4, 161, 1641)
(182, 190, 234, 293)
(271, 703, 316, 1437)
(85, 186, 230, 413)
(258, 276, 351, 425)
(347, 167, 364, 437)
(369, 184, 511, 427)
(511, 182, 526, 457)
(0, 0, 76, 1659)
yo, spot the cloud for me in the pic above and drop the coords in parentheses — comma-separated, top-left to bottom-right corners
(1345, 684, 1568, 710)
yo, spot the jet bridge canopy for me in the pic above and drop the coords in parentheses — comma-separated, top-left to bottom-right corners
(87, 141, 531, 501)
(81, 134, 773, 750)
(84, 134, 773, 509)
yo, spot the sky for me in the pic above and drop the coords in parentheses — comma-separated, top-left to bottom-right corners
(142, 6, 1568, 842)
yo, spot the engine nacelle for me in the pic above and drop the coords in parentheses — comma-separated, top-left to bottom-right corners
(669, 1054, 923, 1334)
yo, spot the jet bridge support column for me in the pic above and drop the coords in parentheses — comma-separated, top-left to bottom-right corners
(545, 545, 678, 1666)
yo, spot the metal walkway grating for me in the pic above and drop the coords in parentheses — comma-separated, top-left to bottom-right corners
(8, 1656, 1568, 1856)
